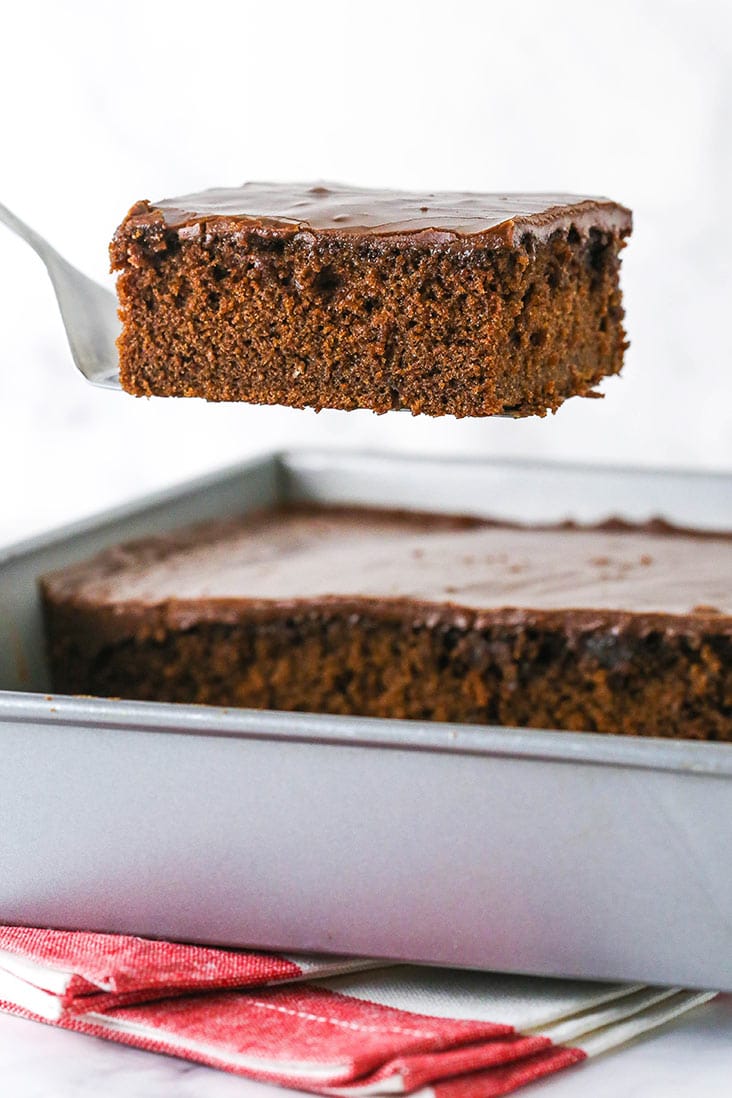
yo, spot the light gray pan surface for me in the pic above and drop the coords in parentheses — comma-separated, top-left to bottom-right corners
(1, 451, 731, 989)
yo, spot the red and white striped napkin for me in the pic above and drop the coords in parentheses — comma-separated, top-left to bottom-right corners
(0, 926, 716, 1096)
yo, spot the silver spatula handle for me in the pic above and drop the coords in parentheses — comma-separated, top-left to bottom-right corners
(0, 201, 121, 389)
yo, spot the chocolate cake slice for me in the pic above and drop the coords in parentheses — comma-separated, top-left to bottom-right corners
(110, 183, 631, 417)
(42, 506, 731, 739)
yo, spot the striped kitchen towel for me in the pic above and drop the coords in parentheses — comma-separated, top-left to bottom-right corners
(0, 926, 716, 1096)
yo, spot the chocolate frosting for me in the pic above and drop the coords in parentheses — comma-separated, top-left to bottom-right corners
(43, 508, 731, 645)
(141, 182, 632, 244)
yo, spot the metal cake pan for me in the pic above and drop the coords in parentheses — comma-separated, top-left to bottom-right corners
(1, 449, 731, 990)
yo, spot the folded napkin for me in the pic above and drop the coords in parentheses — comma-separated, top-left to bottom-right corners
(0, 926, 716, 1096)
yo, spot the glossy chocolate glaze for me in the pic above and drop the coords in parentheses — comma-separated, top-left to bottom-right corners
(131, 182, 632, 245)
(42, 508, 732, 648)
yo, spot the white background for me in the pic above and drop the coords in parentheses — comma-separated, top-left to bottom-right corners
(1, 0, 731, 547)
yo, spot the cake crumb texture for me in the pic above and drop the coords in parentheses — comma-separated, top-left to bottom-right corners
(42, 506, 731, 739)
(110, 184, 632, 417)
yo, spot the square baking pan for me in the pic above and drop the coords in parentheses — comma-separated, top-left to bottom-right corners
(2, 449, 731, 990)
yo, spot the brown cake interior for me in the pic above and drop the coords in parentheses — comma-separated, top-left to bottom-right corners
(73, 612, 730, 740)
(41, 507, 732, 740)
(110, 185, 631, 417)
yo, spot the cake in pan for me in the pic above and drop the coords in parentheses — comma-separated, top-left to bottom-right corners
(111, 183, 631, 418)
(41, 506, 731, 739)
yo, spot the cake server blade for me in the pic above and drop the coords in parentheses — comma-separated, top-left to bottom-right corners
(0, 201, 121, 390)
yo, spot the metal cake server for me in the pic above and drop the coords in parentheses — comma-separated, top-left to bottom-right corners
(0, 201, 121, 389)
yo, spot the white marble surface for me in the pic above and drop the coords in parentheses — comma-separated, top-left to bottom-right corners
(1, 995, 731, 1097)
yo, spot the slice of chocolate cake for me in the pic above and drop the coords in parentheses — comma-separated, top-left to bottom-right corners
(41, 506, 731, 739)
(110, 183, 631, 417)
